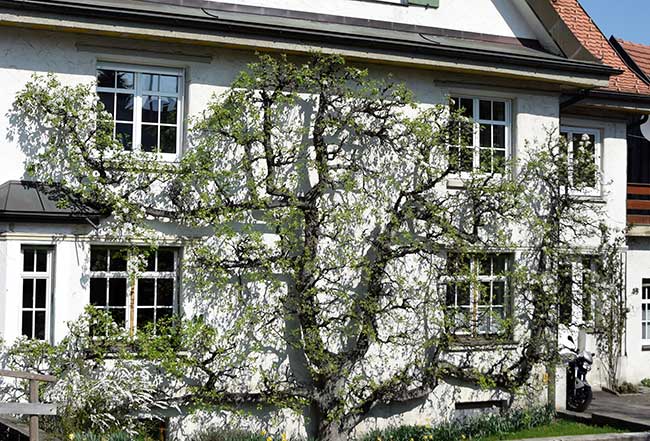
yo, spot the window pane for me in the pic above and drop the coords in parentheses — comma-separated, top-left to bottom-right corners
(97, 69, 115, 88)
(23, 249, 34, 272)
(160, 126, 177, 154)
(137, 308, 155, 329)
(142, 74, 159, 92)
(23, 279, 33, 308)
(446, 284, 456, 307)
(160, 97, 177, 124)
(34, 311, 46, 340)
(160, 75, 179, 93)
(493, 254, 507, 274)
(479, 100, 491, 120)
(109, 278, 127, 306)
(116, 123, 133, 150)
(479, 149, 491, 173)
(35, 279, 46, 308)
(98, 92, 115, 117)
(157, 308, 173, 323)
(493, 101, 506, 121)
(479, 282, 491, 305)
(36, 250, 47, 272)
(109, 249, 127, 271)
(116, 72, 134, 89)
(142, 95, 159, 123)
(158, 249, 175, 271)
(493, 281, 505, 306)
(460, 147, 473, 172)
(22, 311, 33, 338)
(90, 278, 107, 306)
(457, 284, 470, 306)
(111, 309, 126, 328)
(494, 149, 506, 173)
(493, 125, 505, 149)
(90, 248, 108, 271)
(146, 252, 156, 272)
(157, 279, 174, 306)
(138, 279, 155, 306)
(459, 98, 473, 118)
(141, 125, 158, 152)
(479, 124, 491, 147)
(116, 94, 134, 121)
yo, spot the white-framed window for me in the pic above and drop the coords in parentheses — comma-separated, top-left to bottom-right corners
(96, 63, 184, 158)
(89, 246, 178, 333)
(642, 279, 650, 341)
(445, 253, 510, 336)
(21, 247, 53, 341)
(559, 127, 601, 195)
(448, 96, 511, 174)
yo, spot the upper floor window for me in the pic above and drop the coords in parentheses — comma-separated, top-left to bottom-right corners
(559, 127, 601, 195)
(449, 96, 511, 174)
(89, 246, 178, 334)
(21, 247, 53, 341)
(96, 63, 183, 157)
(445, 253, 511, 336)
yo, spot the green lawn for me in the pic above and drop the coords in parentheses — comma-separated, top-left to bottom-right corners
(481, 419, 624, 440)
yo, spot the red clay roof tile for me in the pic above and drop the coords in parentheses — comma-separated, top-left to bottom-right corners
(550, 0, 650, 95)
(616, 38, 650, 80)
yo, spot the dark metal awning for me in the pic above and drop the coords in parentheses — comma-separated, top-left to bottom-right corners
(0, 180, 101, 224)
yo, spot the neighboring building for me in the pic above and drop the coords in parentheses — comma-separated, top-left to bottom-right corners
(0, 0, 647, 437)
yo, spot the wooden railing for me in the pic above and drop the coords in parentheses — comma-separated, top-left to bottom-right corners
(627, 183, 650, 225)
(0, 370, 57, 441)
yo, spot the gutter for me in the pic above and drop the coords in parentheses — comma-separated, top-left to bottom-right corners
(0, 0, 620, 83)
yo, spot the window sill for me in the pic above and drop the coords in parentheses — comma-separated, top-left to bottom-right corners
(568, 194, 605, 204)
(446, 174, 508, 189)
(447, 336, 518, 352)
(642, 345, 650, 352)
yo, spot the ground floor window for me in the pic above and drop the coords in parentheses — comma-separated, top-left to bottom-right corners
(89, 246, 178, 333)
(445, 253, 511, 336)
(642, 279, 650, 340)
(21, 247, 53, 341)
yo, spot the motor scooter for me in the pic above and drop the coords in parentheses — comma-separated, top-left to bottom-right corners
(561, 335, 594, 412)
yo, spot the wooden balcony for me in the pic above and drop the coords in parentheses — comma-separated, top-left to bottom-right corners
(628, 183, 650, 225)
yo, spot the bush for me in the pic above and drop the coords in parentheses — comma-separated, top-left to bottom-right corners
(359, 405, 555, 441)
(641, 378, 650, 388)
(190, 429, 267, 441)
(616, 382, 640, 394)
(72, 433, 148, 441)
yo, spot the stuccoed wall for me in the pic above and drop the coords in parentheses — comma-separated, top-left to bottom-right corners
(0, 24, 630, 439)
(622, 237, 650, 384)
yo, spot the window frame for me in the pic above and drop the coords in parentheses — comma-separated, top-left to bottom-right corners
(20, 246, 54, 342)
(447, 95, 512, 175)
(559, 126, 602, 197)
(642, 279, 650, 341)
(96, 62, 185, 160)
(444, 253, 511, 337)
(88, 246, 180, 334)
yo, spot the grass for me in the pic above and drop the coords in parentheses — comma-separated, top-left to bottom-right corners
(481, 419, 624, 440)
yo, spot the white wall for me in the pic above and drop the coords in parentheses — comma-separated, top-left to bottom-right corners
(207, 0, 540, 40)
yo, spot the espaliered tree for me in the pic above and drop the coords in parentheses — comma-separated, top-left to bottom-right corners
(7, 54, 624, 440)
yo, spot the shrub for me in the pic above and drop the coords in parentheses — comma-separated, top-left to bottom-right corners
(359, 405, 555, 441)
(615, 382, 640, 394)
(72, 432, 148, 441)
(641, 378, 650, 388)
(190, 429, 267, 441)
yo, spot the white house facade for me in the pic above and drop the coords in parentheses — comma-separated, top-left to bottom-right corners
(0, 0, 648, 438)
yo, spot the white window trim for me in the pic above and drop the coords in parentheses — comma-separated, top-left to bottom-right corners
(444, 253, 510, 336)
(20, 246, 53, 342)
(89, 246, 179, 334)
(642, 279, 650, 341)
(559, 126, 602, 197)
(96, 62, 185, 161)
(447, 94, 512, 176)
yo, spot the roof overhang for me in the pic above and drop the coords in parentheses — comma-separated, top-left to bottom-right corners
(0, 0, 617, 89)
(563, 90, 650, 114)
(0, 181, 102, 225)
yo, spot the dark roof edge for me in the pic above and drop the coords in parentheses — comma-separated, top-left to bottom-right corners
(0, 213, 101, 224)
(0, 0, 620, 79)
(588, 89, 650, 104)
(609, 36, 650, 86)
